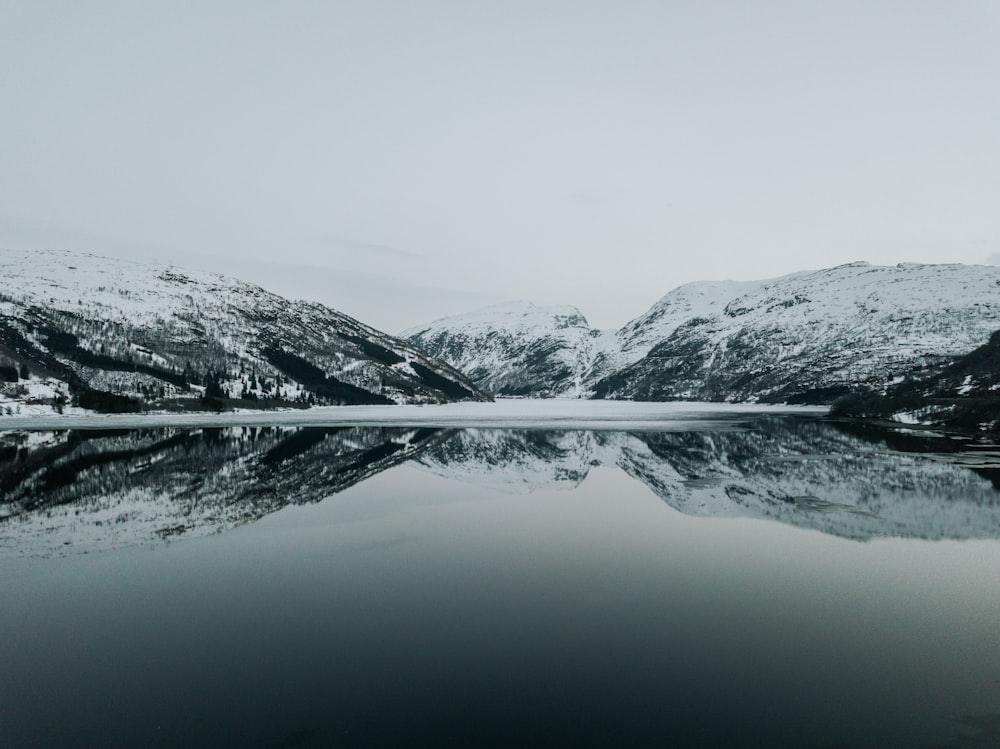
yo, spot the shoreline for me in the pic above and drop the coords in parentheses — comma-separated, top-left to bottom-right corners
(0, 399, 829, 432)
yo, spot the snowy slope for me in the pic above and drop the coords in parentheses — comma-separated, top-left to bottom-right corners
(0, 248, 486, 413)
(832, 328, 1000, 433)
(406, 262, 1000, 403)
(585, 279, 763, 384)
(402, 281, 778, 398)
(403, 301, 605, 397)
(595, 262, 1000, 403)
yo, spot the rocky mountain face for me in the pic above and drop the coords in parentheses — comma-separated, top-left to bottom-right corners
(0, 248, 486, 414)
(403, 302, 608, 397)
(586, 279, 762, 386)
(831, 328, 1000, 433)
(405, 263, 1000, 404)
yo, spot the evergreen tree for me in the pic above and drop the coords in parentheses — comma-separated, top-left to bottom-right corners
(204, 370, 225, 399)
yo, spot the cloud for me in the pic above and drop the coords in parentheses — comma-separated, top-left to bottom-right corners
(308, 234, 423, 260)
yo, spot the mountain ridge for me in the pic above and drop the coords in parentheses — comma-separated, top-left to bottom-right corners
(406, 261, 1000, 405)
(0, 248, 488, 415)
(403, 300, 608, 397)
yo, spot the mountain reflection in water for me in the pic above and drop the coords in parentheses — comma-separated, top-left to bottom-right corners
(3, 415, 1000, 749)
(0, 425, 449, 555)
(3, 415, 999, 555)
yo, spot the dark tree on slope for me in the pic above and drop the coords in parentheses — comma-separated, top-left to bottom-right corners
(204, 370, 225, 399)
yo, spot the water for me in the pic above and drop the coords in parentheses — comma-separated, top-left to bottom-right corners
(2, 414, 999, 748)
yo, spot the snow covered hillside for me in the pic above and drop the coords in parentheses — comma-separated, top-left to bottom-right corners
(595, 262, 1000, 403)
(406, 263, 1000, 404)
(403, 302, 610, 397)
(832, 328, 1000, 433)
(585, 278, 762, 385)
(0, 248, 486, 414)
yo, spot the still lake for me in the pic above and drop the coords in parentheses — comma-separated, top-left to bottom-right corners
(2, 410, 999, 748)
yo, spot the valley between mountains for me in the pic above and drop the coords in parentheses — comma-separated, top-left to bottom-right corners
(3, 248, 1000, 433)
(405, 261, 1000, 433)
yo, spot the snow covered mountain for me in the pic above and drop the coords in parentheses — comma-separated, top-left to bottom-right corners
(0, 248, 486, 414)
(586, 279, 762, 386)
(594, 262, 1000, 403)
(405, 263, 1000, 404)
(403, 302, 609, 397)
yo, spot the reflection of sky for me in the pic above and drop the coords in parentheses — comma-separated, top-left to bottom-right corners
(3, 463, 999, 748)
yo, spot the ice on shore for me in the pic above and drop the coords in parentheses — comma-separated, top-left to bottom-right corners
(0, 398, 827, 432)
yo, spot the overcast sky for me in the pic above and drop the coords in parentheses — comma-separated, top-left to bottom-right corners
(2, 1, 999, 332)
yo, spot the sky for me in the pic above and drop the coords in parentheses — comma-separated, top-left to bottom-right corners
(2, 1, 999, 333)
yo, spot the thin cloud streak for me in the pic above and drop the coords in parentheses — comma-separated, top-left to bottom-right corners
(308, 235, 424, 260)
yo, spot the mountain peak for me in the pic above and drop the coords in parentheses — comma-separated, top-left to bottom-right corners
(405, 261, 1000, 404)
(402, 300, 589, 338)
(404, 300, 599, 398)
(0, 247, 487, 415)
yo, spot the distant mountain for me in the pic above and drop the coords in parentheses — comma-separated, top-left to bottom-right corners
(405, 262, 1000, 404)
(0, 248, 487, 414)
(831, 328, 1000, 433)
(401, 288, 756, 398)
(403, 302, 609, 397)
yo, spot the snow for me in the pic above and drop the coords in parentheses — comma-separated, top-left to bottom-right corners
(0, 376, 94, 416)
(957, 374, 975, 395)
(0, 247, 483, 409)
(635, 263, 1000, 386)
(0, 398, 827, 432)
(596, 278, 767, 378)
(403, 301, 598, 397)
(402, 301, 590, 337)
(406, 261, 1000, 401)
(0, 248, 237, 326)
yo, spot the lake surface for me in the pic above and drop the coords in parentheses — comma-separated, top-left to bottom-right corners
(2, 412, 999, 747)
